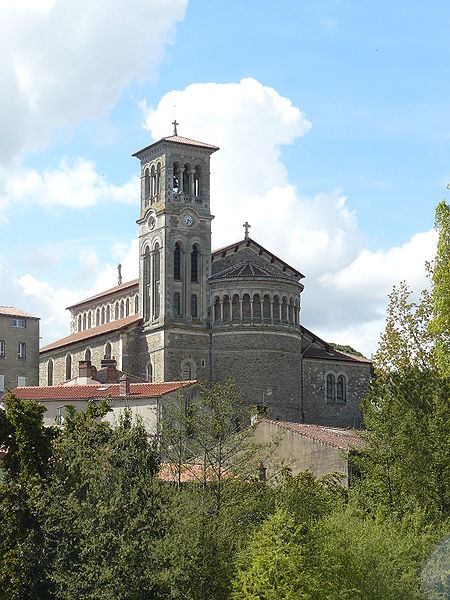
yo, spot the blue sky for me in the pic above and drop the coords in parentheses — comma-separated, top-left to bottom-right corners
(0, 0, 448, 355)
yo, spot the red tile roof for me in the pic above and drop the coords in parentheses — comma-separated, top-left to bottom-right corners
(133, 135, 219, 157)
(264, 419, 364, 450)
(40, 314, 141, 354)
(211, 259, 298, 282)
(0, 306, 38, 319)
(66, 279, 139, 310)
(212, 238, 304, 280)
(9, 380, 196, 402)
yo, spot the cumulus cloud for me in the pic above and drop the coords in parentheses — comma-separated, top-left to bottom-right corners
(0, 0, 187, 167)
(1, 159, 138, 214)
(141, 79, 437, 356)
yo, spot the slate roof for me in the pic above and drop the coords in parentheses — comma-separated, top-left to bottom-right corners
(210, 259, 297, 282)
(133, 135, 219, 157)
(0, 306, 38, 319)
(40, 314, 141, 354)
(8, 380, 196, 402)
(263, 419, 365, 451)
(66, 279, 139, 310)
(211, 238, 304, 279)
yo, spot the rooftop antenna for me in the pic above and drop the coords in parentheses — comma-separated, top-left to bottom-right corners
(243, 221, 251, 240)
(172, 105, 179, 136)
(117, 263, 122, 286)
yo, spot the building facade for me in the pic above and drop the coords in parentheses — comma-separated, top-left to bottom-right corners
(39, 132, 371, 428)
(0, 306, 40, 392)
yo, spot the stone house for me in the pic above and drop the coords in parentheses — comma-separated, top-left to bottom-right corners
(39, 129, 372, 428)
(254, 418, 364, 487)
(0, 306, 39, 393)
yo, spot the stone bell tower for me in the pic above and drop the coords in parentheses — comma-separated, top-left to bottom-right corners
(132, 125, 219, 382)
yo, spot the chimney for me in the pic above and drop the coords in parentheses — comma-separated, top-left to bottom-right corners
(78, 360, 92, 378)
(119, 374, 130, 397)
(101, 356, 117, 382)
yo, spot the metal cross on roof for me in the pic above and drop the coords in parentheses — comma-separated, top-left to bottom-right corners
(172, 118, 179, 136)
(243, 221, 251, 239)
(117, 263, 122, 286)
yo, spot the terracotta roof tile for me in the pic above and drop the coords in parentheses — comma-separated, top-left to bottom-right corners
(66, 279, 139, 310)
(0, 306, 38, 319)
(8, 380, 196, 402)
(133, 136, 219, 157)
(40, 314, 141, 354)
(264, 419, 364, 450)
(211, 259, 297, 282)
(212, 238, 304, 280)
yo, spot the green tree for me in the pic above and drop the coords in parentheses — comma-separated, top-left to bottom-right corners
(0, 394, 56, 600)
(429, 199, 450, 378)
(39, 401, 163, 599)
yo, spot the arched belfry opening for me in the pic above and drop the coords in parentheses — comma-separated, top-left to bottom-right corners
(143, 246, 151, 322)
(152, 242, 160, 319)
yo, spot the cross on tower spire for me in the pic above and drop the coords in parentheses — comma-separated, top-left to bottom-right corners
(172, 118, 179, 136)
(243, 221, 251, 240)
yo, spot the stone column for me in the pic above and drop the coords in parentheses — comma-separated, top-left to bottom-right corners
(220, 299, 224, 322)
(260, 299, 264, 324)
(239, 298, 243, 324)
(270, 300, 274, 324)
(250, 296, 254, 324)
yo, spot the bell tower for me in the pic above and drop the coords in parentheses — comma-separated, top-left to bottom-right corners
(132, 128, 219, 381)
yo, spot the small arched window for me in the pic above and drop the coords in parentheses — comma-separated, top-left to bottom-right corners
(182, 361, 193, 381)
(174, 243, 181, 280)
(120, 300, 124, 318)
(151, 165, 156, 197)
(147, 362, 153, 382)
(101, 307, 105, 325)
(135, 295, 139, 314)
(65, 354, 72, 381)
(78, 314, 82, 332)
(115, 302, 119, 320)
(82, 313, 87, 330)
(194, 165, 201, 197)
(85, 348, 91, 362)
(173, 162, 180, 194)
(326, 374, 335, 402)
(106, 305, 110, 323)
(47, 360, 53, 386)
(191, 245, 198, 282)
(144, 169, 150, 199)
(104, 342, 112, 359)
(96, 308, 100, 326)
(87, 312, 92, 329)
(182, 164, 190, 194)
(337, 375, 346, 403)
(126, 298, 130, 317)
(156, 162, 161, 196)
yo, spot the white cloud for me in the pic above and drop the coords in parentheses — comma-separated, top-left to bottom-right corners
(0, 0, 187, 166)
(1, 159, 138, 213)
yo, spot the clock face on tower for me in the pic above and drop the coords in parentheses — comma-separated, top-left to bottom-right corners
(183, 214, 194, 227)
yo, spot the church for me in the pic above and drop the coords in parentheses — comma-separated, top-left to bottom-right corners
(39, 127, 371, 428)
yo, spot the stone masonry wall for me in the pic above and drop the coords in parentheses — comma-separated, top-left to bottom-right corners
(302, 358, 372, 428)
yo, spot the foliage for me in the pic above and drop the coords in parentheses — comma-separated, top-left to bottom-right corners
(372, 281, 435, 374)
(329, 343, 364, 358)
(39, 402, 163, 599)
(429, 199, 450, 378)
(358, 368, 450, 519)
(0, 394, 56, 600)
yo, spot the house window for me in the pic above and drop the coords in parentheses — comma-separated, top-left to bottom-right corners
(191, 294, 198, 318)
(174, 292, 181, 316)
(17, 376, 26, 386)
(104, 342, 112, 359)
(147, 362, 153, 382)
(18, 342, 26, 359)
(0, 340, 5, 357)
(0, 374, 4, 392)
(326, 374, 335, 402)
(337, 375, 347, 403)
(12, 318, 25, 328)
